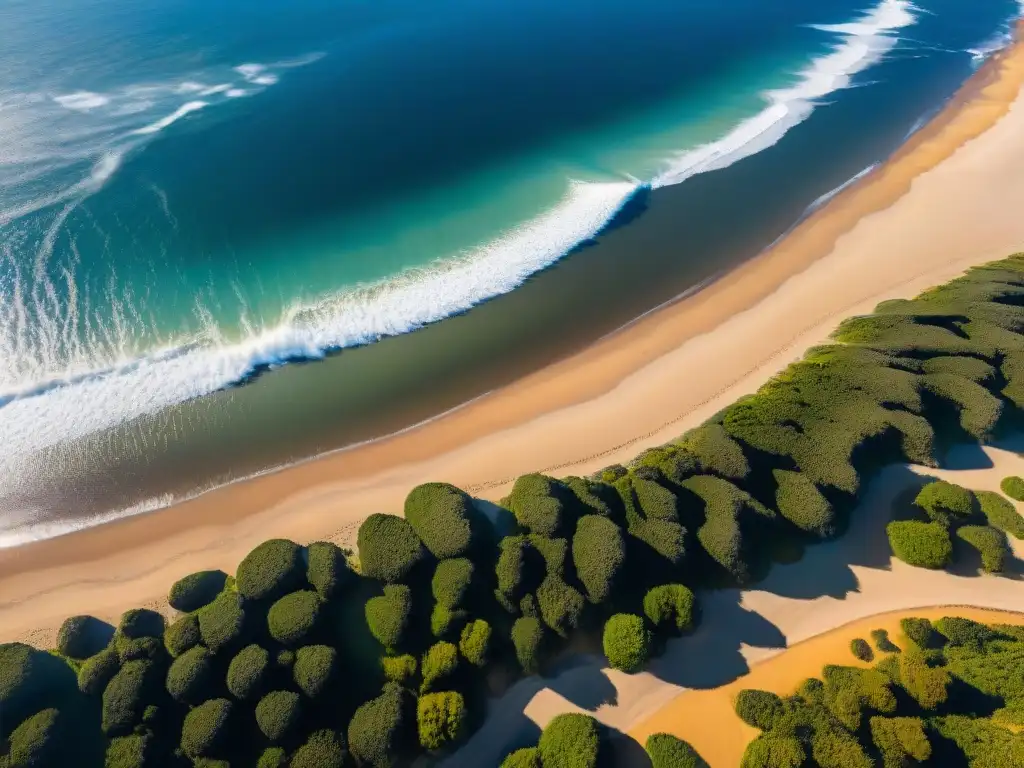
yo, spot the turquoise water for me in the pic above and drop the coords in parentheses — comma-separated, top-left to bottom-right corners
(1, 0, 1021, 541)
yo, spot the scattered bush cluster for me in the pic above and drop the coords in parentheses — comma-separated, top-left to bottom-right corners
(500, 713, 607, 768)
(738, 616, 1024, 768)
(887, 479, 1017, 574)
(9, 257, 1024, 765)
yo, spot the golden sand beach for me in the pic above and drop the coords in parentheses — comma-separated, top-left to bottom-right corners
(4, 26, 1024, 659)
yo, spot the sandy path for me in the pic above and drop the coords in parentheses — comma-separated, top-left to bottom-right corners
(444, 441, 1024, 766)
(4, 33, 1024, 650)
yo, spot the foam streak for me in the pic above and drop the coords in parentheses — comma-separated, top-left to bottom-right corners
(652, 0, 917, 188)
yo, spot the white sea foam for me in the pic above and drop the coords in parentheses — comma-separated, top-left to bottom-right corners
(53, 91, 110, 111)
(199, 83, 233, 96)
(0, 181, 639, 459)
(0, 493, 176, 548)
(131, 100, 208, 135)
(652, 0, 917, 188)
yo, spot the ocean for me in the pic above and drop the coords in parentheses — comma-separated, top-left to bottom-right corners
(1, 0, 1020, 544)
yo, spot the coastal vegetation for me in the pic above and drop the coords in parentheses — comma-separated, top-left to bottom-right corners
(5, 256, 1024, 765)
(886, 479, 1017, 573)
(734, 616, 1024, 767)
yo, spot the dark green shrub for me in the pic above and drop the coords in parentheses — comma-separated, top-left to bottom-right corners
(536, 577, 586, 638)
(976, 490, 1024, 539)
(900, 617, 939, 649)
(598, 465, 628, 483)
(773, 469, 836, 538)
(113, 610, 162, 647)
(871, 629, 900, 653)
(417, 690, 466, 751)
(255, 690, 301, 741)
(276, 649, 295, 670)
(810, 727, 872, 768)
(78, 649, 120, 695)
(0, 642, 77, 741)
(257, 746, 287, 768)
(8, 707, 62, 767)
(226, 644, 269, 700)
(914, 481, 974, 526)
(459, 619, 491, 667)
(501, 747, 542, 768)
(797, 677, 825, 705)
(180, 698, 232, 759)
(678, 423, 750, 480)
(405, 482, 476, 559)
(869, 716, 931, 765)
(645, 733, 706, 768)
(564, 475, 619, 517)
(165, 646, 213, 704)
(495, 535, 545, 603)
(822, 664, 896, 716)
(102, 660, 158, 735)
(358, 514, 427, 584)
(512, 616, 546, 674)
(290, 729, 348, 768)
(267, 590, 321, 646)
(956, 525, 1009, 572)
(430, 603, 468, 640)
(603, 614, 651, 673)
(164, 613, 201, 658)
(236, 539, 304, 602)
(538, 712, 602, 768)
(935, 616, 999, 649)
(105, 734, 150, 768)
(294, 645, 336, 698)
(198, 591, 246, 653)
(898, 650, 950, 709)
(740, 735, 804, 768)
(421, 642, 459, 693)
(886, 520, 952, 569)
(1001, 475, 1024, 502)
(633, 477, 681, 522)
(507, 474, 567, 537)
(366, 585, 412, 653)
(116, 636, 162, 664)
(167, 570, 227, 612)
(850, 638, 874, 663)
(643, 584, 697, 634)
(532, 573, 581, 638)
(734, 689, 785, 731)
(348, 683, 416, 768)
(56, 615, 108, 659)
(684, 475, 774, 583)
(432, 558, 474, 609)
(117, 609, 164, 641)
(307, 541, 354, 599)
(617, 476, 687, 566)
(572, 515, 625, 604)
(381, 654, 417, 685)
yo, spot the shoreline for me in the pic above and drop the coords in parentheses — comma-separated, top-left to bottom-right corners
(5, 27, 1024, 644)
(627, 605, 1024, 767)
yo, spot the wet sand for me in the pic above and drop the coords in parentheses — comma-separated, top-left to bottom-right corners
(4, 28, 1024, 648)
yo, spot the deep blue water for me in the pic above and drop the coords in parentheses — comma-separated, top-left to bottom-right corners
(0, 0, 1020, 542)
